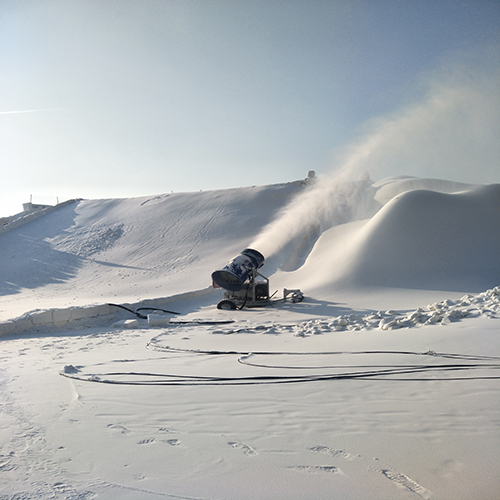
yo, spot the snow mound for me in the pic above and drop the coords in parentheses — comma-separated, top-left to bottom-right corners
(343, 183, 500, 291)
(373, 176, 478, 205)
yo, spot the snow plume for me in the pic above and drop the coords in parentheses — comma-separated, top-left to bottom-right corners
(346, 55, 500, 183)
(251, 55, 500, 272)
(250, 168, 378, 271)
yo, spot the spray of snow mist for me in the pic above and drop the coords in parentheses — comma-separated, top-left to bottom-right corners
(249, 168, 378, 270)
(251, 60, 500, 272)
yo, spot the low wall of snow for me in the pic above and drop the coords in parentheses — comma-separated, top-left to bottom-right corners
(0, 304, 115, 337)
(0, 287, 215, 337)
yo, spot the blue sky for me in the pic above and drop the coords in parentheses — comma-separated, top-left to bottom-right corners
(1, 0, 499, 216)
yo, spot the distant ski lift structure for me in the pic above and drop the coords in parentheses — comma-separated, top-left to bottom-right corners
(211, 248, 304, 310)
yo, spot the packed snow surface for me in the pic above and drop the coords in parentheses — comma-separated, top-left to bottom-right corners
(0, 175, 499, 499)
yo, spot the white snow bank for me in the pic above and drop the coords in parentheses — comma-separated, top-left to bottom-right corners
(372, 176, 478, 205)
(346, 183, 500, 290)
(0, 287, 215, 336)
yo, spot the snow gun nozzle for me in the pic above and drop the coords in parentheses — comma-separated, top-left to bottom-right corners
(211, 248, 265, 292)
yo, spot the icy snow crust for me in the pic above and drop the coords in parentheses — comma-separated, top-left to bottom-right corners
(0, 176, 499, 500)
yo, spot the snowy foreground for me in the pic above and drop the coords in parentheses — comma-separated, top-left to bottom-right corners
(0, 175, 499, 499)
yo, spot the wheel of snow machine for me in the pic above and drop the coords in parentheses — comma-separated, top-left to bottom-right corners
(291, 292, 304, 303)
(217, 299, 237, 310)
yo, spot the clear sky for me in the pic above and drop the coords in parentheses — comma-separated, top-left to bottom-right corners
(1, 0, 499, 217)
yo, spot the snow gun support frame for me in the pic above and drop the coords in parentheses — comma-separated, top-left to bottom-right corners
(216, 267, 271, 310)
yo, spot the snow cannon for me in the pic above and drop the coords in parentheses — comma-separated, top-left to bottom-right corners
(212, 248, 303, 310)
(212, 248, 265, 292)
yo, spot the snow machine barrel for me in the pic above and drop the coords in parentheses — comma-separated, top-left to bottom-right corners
(212, 248, 303, 310)
(211, 248, 265, 291)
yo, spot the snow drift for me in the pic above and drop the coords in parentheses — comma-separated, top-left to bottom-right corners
(346, 183, 500, 290)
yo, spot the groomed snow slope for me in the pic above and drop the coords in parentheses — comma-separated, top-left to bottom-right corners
(0, 182, 304, 320)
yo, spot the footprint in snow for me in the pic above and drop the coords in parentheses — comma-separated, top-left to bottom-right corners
(157, 427, 178, 433)
(228, 441, 258, 456)
(107, 424, 132, 435)
(309, 445, 358, 461)
(379, 469, 432, 499)
(289, 465, 344, 475)
(137, 438, 156, 445)
(164, 439, 181, 446)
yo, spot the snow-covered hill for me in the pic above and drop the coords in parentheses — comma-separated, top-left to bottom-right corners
(0, 182, 305, 319)
(1, 175, 498, 321)
(1, 174, 499, 500)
